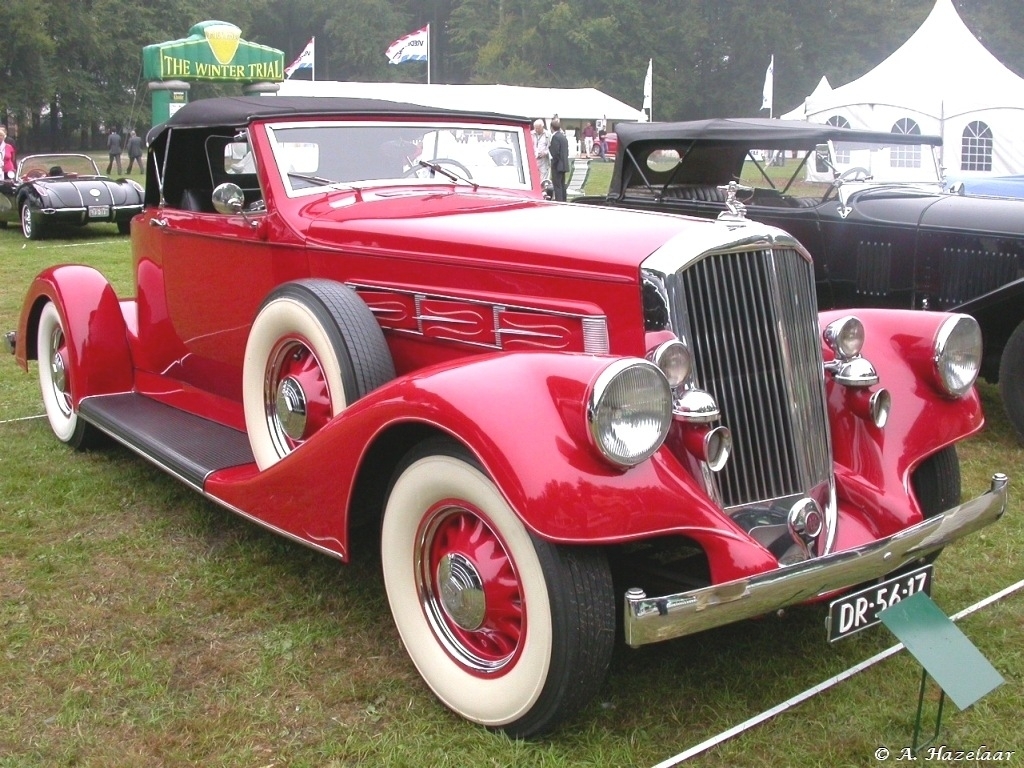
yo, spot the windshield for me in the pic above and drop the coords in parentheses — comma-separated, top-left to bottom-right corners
(733, 139, 944, 199)
(266, 120, 533, 196)
(815, 140, 942, 184)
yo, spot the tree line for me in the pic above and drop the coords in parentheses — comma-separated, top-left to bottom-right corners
(2, 0, 1021, 152)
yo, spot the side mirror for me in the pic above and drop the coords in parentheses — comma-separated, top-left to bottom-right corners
(212, 182, 245, 214)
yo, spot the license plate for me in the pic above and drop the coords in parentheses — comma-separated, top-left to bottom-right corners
(826, 564, 932, 642)
(88, 205, 110, 218)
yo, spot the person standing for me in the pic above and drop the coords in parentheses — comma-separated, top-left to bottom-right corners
(0, 127, 16, 180)
(125, 130, 144, 174)
(548, 117, 569, 202)
(106, 127, 123, 175)
(582, 121, 596, 157)
(532, 119, 550, 182)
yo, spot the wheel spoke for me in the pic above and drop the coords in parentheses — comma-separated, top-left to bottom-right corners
(423, 506, 525, 671)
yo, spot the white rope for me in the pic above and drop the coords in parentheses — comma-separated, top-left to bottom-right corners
(0, 414, 45, 425)
(651, 578, 1024, 767)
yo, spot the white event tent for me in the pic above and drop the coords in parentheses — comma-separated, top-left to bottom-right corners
(274, 79, 645, 124)
(782, 0, 1024, 176)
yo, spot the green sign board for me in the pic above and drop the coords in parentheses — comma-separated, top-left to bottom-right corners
(879, 592, 1003, 710)
(143, 20, 284, 83)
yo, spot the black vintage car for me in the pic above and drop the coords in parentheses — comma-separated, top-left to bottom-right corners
(0, 153, 144, 239)
(577, 118, 1024, 441)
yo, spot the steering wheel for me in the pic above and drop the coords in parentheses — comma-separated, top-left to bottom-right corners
(403, 158, 473, 180)
(838, 167, 871, 182)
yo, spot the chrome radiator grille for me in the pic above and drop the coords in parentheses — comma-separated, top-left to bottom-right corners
(674, 247, 832, 508)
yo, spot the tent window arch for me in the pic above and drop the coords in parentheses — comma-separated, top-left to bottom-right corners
(961, 121, 993, 172)
(827, 116, 852, 162)
(891, 118, 921, 168)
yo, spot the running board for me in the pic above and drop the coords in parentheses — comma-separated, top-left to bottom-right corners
(78, 393, 255, 490)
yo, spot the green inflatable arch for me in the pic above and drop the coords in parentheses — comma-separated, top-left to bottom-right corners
(143, 20, 285, 123)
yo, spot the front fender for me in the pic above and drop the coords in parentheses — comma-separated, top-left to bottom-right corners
(207, 351, 746, 552)
(16, 265, 134, 402)
(821, 308, 983, 523)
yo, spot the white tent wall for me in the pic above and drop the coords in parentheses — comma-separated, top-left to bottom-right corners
(787, 0, 1024, 176)
(272, 80, 644, 157)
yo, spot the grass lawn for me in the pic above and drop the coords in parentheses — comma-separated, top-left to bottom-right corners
(0, 215, 1020, 767)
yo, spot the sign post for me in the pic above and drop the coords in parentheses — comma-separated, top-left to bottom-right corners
(878, 591, 1004, 754)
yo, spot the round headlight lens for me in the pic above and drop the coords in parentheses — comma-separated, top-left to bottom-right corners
(823, 315, 865, 360)
(649, 340, 691, 389)
(588, 359, 672, 467)
(934, 314, 982, 397)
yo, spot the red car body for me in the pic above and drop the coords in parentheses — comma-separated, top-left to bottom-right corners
(7, 97, 1007, 737)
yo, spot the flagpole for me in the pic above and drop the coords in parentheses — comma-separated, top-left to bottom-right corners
(426, 24, 431, 85)
(312, 36, 316, 81)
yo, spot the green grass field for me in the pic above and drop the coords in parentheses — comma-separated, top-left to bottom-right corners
(0, 216, 1020, 767)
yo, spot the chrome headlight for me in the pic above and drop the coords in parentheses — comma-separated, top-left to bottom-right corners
(648, 340, 691, 388)
(934, 314, 982, 397)
(588, 359, 672, 467)
(823, 315, 865, 359)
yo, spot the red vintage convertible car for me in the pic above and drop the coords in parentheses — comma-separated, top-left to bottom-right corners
(4, 97, 1007, 737)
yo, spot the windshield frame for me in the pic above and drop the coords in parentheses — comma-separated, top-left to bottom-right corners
(264, 119, 535, 198)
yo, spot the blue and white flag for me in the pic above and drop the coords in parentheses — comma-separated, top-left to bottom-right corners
(386, 25, 429, 64)
(285, 38, 315, 78)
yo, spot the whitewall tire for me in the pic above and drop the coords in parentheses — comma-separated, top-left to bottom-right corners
(37, 302, 95, 448)
(242, 280, 393, 470)
(381, 439, 615, 738)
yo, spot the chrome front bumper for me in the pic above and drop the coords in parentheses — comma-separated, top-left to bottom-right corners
(624, 473, 1008, 647)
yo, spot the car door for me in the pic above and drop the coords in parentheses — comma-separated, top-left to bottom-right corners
(814, 189, 923, 311)
(134, 128, 309, 403)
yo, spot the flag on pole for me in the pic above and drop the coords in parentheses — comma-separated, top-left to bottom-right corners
(386, 25, 429, 64)
(642, 59, 653, 121)
(761, 55, 774, 112)
(285, 38, 315, 79)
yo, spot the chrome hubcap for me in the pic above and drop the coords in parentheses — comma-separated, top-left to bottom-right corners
(274, 376, 307, 441)
(50, 350, 67, 393)
(437, 553, 486, 631)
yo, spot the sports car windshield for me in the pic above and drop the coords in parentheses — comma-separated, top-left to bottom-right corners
(266, 121, 532, 196)
(742, 139, 944, 197)
(820, 140, 943, 184)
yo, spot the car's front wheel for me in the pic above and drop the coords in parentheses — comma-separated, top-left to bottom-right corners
(36, 301, 99, 449)
(909, 445, 961, 563)
(381, 439, 615, 738)
(21, 203, 45, 240)
(242, 280, 394, 469)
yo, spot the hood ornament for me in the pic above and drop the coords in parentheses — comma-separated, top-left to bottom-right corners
(717, 181, 751, 221)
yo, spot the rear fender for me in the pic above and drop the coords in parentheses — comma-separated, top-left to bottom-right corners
(16, 265, 134, 402)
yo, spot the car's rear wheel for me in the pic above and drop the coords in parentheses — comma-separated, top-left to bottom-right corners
(381, 439, 615, 738)
(242, 280, 394, 470)
(998, 320, 1024, 444)
(21, 203, 45, 240)
(36, 302, 99, 449)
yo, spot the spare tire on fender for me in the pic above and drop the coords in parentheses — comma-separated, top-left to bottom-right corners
(242, 279, 394, 470)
